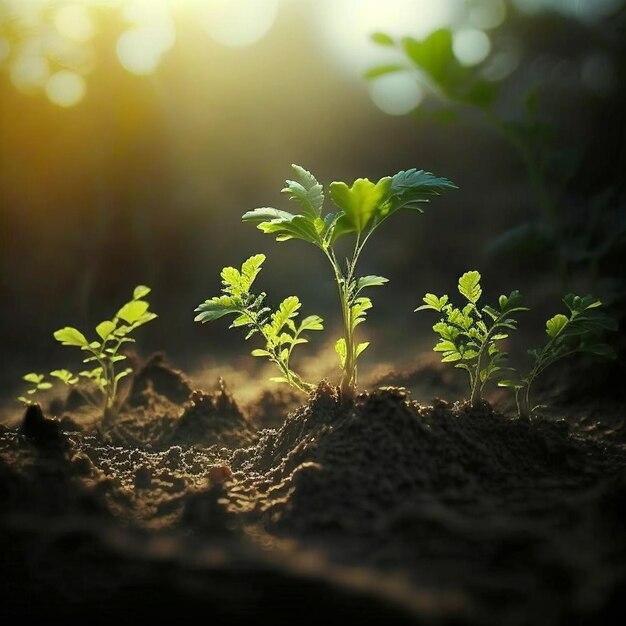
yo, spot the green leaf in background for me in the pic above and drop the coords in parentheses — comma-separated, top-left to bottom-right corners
(133, 285, 151, 300)
(96, 320, 116, 341)
(458, 271, 482, 304)
(371, 32, 395, 46)
(54, 327, 88, 347)
(117, 300, 149, 325)
(546, 314, 568, 337)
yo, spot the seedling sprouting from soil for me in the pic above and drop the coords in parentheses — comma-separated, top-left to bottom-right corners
(194, 254, 323, 394)
(499, 294, 617, 418)
(242, 164, 456, 399)
(51, 285, 157, 418)
(17, 373, 53, 405)
(416, 271, 528, 407)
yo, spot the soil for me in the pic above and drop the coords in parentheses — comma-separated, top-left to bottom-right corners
(1, 354, 626, 624)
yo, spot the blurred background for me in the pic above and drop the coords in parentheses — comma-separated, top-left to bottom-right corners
(1, 0, 625, 401)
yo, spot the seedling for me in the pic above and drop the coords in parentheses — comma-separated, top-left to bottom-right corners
(499, 294, 616, 418)
(17, 373, 52, 405)
(242, 164, 456, 399)
(51, 285, 157, 418)
(194, 254, 323, 394)
(416, 271, 528, 407)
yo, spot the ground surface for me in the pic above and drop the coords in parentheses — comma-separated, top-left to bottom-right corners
(1, 353, 626, 624)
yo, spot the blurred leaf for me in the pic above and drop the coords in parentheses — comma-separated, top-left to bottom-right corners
(371, 32, 395, 46)
(364, 64, 406, 79)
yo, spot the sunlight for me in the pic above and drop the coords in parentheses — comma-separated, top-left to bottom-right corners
(45, 69, 86, 106)
(198, 0, 279, 48)
(316, 0, 463, 76)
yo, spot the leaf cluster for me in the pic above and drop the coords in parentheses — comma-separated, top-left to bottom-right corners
(416, 270, 528, 403)
(194, 254, 323, 393)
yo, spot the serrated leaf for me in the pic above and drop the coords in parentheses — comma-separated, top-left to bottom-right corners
(240, 254, 266, 291)
(194, 296, 241, 323)
(458, 271, 481, 303)
(298, 315, 324, 332)
(54, 327, 88, 347)
(281, 164, 324, 218)
(96, 320, 116, 341)
(117, 300, 149, 325)
(384, 168, 457, 217)
(271, 296, 301, 334)
(330, 176, 392, 238)
(546, 314, 568, 338)
(133, 285, 151, 300)
(356, 275, 388, 292)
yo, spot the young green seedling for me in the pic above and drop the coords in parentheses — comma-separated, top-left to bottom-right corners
(17, 373, 53, 405)
(194, 254, 323, 394)
(242, 164, 456, 400)
(499, 294, 616, 418)
(52, 285, 157, 419)
(416, 271, 528, 407)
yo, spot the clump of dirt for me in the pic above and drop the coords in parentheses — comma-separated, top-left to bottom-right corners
(2, 360, 626, 625)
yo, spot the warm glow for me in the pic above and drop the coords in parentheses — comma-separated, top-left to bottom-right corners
(45, 69, 87, 107)
(317, 0, 463, 76)
(199, 0, 279, 47)
(368, 73, 424, 115)
(53, 4, 95, 43)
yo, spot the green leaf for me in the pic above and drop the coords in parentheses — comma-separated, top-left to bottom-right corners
(271, 296, 301, 334)
(269, 376, 289, 384)
(54, 327, 88, 347)
(356, 275, 388, 292)
(385, 169, 457, 216)
(498, 380, 524, 389)
(117, 300, 149, 325)
(114, 368, 132, 383)
(133, 285, 151, 300)
(281, 164, 324, 218)
(371, 32, 395, 46)
(50, 369, 79, 385)
(415, 293, 448, 312)
(251, 349, 272, 357)
(458, 271, 481, 304)
(96, 320, 116, 341)
(298, 315, 324, 332)
(356, 342, 370, 357)
(23, 372, 44, 384)
(241, 254, 266, 291)
(194, 296, 241, 323)
(546, 314, 568, 338)
(37, 382, 53, 390)
(330, 176, 392, 238)
(364, 64, 406, 80)
(335, 338, 347, 369)
(402, 29, 455, 84)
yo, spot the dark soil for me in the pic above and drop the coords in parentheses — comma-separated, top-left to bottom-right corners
(1, 356, 626, 624)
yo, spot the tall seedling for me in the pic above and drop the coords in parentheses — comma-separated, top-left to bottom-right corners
(242, 164, 456, 400)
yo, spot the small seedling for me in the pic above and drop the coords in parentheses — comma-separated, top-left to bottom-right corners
(499, 294, 617, 418)
(416, 271, 528, 407)
(51, 285, 157, 418)
(17, 373, 52, 405)
(194, 254, 323, 394)
(242, 164, 456, 399)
